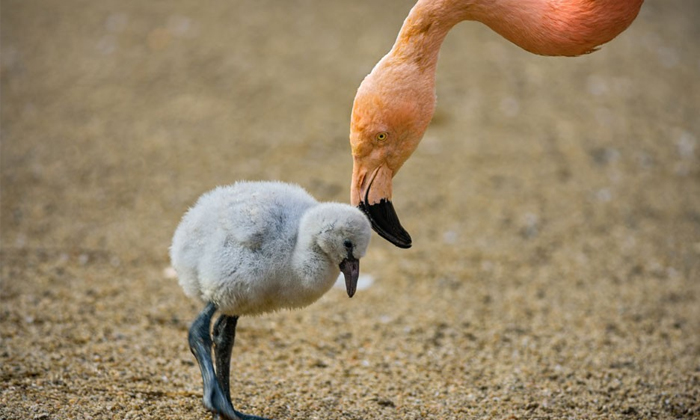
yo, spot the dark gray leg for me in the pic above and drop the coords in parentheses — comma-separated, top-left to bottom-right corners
(212, 313, 272, 420)
(188, 303, 240, 420)
(213, 314, 238, 404)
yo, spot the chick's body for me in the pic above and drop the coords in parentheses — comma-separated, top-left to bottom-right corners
(172, 182, 325, 315)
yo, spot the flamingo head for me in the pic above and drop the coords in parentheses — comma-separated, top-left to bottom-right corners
(349, 65, 436, 248)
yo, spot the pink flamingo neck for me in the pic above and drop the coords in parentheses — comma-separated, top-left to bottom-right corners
(388, 0, 470, 73)
(386, 0, 644, 65)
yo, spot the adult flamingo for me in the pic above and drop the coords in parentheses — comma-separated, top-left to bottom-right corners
(350, 0, 644, 248)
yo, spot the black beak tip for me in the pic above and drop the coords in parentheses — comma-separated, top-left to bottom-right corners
(358, 199, 412, 249)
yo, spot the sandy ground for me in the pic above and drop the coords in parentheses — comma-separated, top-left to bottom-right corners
(2, 1, 699, 419)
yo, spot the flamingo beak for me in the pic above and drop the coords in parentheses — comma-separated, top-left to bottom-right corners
(339, 256, 360, 298)
(351, 165, 412, 249)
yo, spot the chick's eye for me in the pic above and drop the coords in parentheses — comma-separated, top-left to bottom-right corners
(343, 240, 353, 249)
(376, 132, 388, 141)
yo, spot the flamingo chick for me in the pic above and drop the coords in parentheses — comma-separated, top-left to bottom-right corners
(349, 0, 644, 248)
(170, 181, 372, 420)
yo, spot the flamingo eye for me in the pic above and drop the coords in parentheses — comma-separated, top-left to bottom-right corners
(343, 239, 353, 250)
(376, 132, 388, 141)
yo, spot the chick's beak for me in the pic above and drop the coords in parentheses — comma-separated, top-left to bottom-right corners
(351, 161, 412, 249)
(339, 257, 360, 298)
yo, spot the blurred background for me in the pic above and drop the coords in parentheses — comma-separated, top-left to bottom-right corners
(2, 1, 699, 419)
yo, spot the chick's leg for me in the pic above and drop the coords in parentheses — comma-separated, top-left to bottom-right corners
(188, 302, 241, 420)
